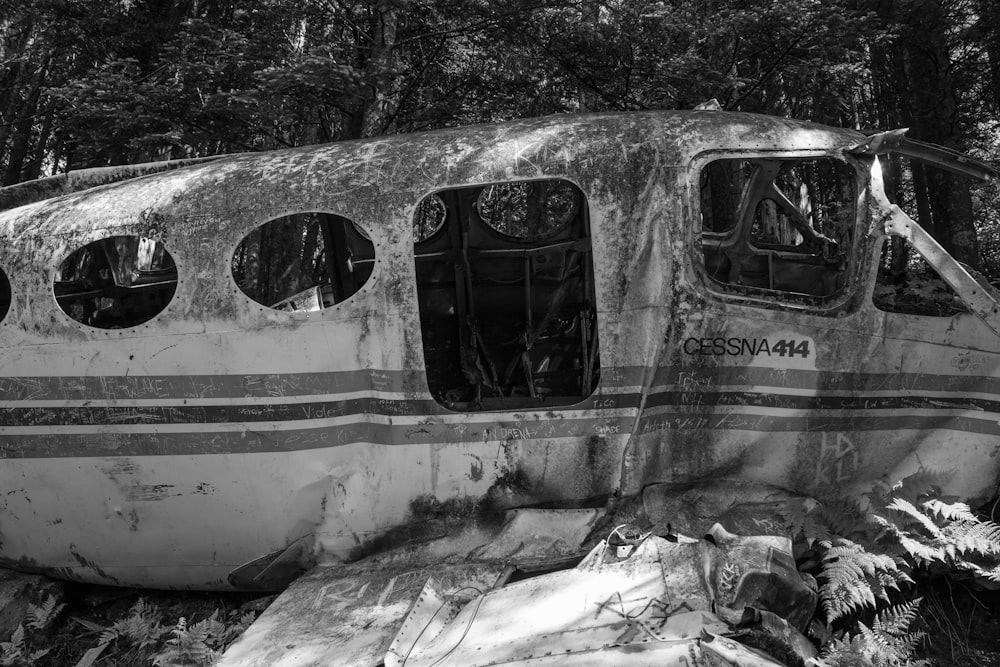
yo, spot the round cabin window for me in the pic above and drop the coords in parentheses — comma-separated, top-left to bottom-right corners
(0, 266, 10, 323)
(476, 180, 581, 241)
(55, 236, 178, 329)
(232, 212, 376, 312)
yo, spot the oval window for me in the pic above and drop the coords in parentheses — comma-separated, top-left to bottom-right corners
(55, 236, 177, 328)
(476, 180, 581, 241)
(0, 266, 10, 323)
(232, 212, 375, 312)
(413, 194, 446, 242)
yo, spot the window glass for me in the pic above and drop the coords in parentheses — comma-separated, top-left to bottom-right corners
(0, 267, 9, 323)
(232, 212, 375, 312)
(55, 236, 177, 328)
(413, 179, 599, 412)
(699, 157, 856, 303)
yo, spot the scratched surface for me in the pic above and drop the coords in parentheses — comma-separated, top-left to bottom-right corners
(217, 562, 504, 667)
(0, 111, 998, 590)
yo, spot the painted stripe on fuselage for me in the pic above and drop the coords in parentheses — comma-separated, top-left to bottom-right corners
(1, 365, 997, 459)
(0, 366, 994, 401)
(644, 391, 994, 412)
(0, 388, 991, 427)
(0, 393, 643, 426)
(636, 411, 997, 436)
(0, 414, 636, 458)
(0, 367, 650, 401)
(653, 366, 1000, 393)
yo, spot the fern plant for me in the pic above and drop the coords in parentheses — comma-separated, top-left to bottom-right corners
(72, 598, 258, 667)
(25, 595, 65, 632)
(813, 599, 928, 667)
(152, 616, 218, 667)
(152, 610, 257, 667)
(795, 468, 1000, 622)
(789, 468, 1000, 666)
(816, 538, 911, 624)
(0, 594, 65, 667)
(871, 496, 1000, 581)
(98, 598, 170, 650)
(0, 626, 50, 667)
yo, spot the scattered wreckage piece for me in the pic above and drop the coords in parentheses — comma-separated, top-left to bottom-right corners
(218, 508, 601, 667)
(636, 481, 813, 541)
(386, 529, 812, 667)
(220, 508, 819, 666)
(2, 110, 1000, 591)
(217, 561, 504, 667)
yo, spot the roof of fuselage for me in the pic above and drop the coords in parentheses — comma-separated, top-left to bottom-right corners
(0, 111, 867, 238)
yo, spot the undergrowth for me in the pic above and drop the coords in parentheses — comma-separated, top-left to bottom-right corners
(81, 598, 255, 667)
(0, 595, 65, 666)
(3, 468, 1000, 667)
(794, 468, 1000, 666)
(0, 595, 257, 667)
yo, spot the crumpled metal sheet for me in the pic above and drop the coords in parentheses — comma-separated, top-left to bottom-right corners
(387, 526, 817, 666)
(218, 562, 505, 667)
(467, 508, 604, 566)
(218, 508, 605, 667)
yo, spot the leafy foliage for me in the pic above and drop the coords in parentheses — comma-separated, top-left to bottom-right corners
(0, 626, 49, 667)
(1, 0, 995, 277)
(0, 594, 64, 666)
(802, 470, 1000, 621)
(69, 598, 258, 667)
(24, 595, 65, 631)
(814, 599, 929, 667)
(99, 598, 169, 650)
(798, 469, 1000, 666)
(151, 610, 255, 667)
(817, 538, 910, 623)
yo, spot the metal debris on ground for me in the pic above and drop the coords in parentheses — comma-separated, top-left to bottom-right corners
(386, 523, 817, 666)
(219, 507, 819, 666)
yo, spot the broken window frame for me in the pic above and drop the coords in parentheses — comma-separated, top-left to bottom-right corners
(413, 178, 600, 413)
(691, 150, 866, 312)
(864, 155, 1000, 333)
(53, 235, 178, 329)
(231, 211, 376, 313)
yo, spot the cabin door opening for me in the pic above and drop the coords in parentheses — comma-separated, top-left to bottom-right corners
(412, 179, 600, 412)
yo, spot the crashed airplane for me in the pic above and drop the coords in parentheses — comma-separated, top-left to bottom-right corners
(0, 111, 997, 591)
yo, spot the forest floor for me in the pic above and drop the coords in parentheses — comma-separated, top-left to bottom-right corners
(10, 575, 1000, 667)
(915, 582, 1000, 667)
(24, 584, 274, 667)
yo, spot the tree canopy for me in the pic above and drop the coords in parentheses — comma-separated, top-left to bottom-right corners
(2, 0, 998, 272)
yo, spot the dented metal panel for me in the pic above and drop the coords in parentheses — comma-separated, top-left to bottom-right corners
(0, 111, 998, 591)
(384, 525, 811, 667)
